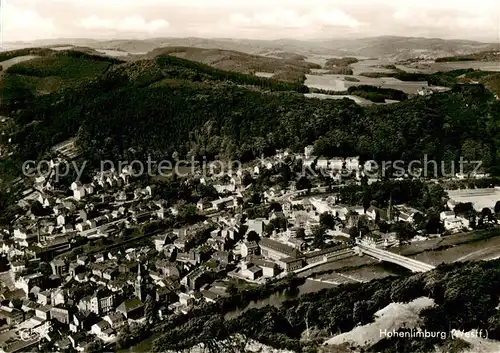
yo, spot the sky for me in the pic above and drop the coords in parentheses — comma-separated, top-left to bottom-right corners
(2, 0, 500, 43)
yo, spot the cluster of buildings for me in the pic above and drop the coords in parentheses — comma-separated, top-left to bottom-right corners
(1, 145, 495, 352)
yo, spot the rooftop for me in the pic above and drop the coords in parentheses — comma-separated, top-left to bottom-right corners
(259, 238, 302, 258)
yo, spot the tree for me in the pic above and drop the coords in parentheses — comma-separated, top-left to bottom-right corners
(246, 230, 260, 242)
(269, 215, 287, 232)
(296, 227, 306, 239)
(296, 176, 312, 191)
(392, 221, 417, 245)
(197, 183, 217, 199)
(30, 201, 50, 217)
(264, 223, 275, 236)
(480, 207, 495, 225)
(362, 190, 372, 212)
(250, 192, 262, 205)
(38, 262, 52, 276)
(226, 282, 238, 296)
(319, 213, 336, 229)
(177, 204, 199, 224)
(357, 215, 370, 236)
(116, 323, 132, 349)
(269, 202, 282, 212)
(241, 171, 253, 186)
(453, 202, 474, 216)
(311, 226, 327, 249)
(86, 340, 103, 353)
(348, 226, 359, 240)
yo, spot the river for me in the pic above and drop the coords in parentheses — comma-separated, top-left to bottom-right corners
(123, 279, 336, 352)
(224, 279, 336, 320)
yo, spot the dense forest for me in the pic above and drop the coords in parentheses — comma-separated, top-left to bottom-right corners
(1, 50, 500, 181)
(346, 85, 408, 102)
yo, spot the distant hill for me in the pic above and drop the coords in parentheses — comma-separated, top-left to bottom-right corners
(0, 50, 123, 109)
(313, 36, 499, 60)
(141, 46, 320, 82)
(2, 50, 310, 164)
(436, 51, 500, 62)
(6, 36, 497, 61)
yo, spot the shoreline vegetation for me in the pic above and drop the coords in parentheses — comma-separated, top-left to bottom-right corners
(124, 260, 500, 353)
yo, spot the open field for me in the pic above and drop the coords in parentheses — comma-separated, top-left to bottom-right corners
(52, 137, 80, 159)
(407, 237, 500, 265)
(95, 49, 131, 57)
(446, 188, 500, 211)
(337, 262, 408, 282)
(255, 71, 274, 78)
(304, 74, 347, 91)
(298, 254, 377, 278)
(350, 58, 397, 75)
(305, 73, 430, 95)
(324, 297, 435, 347)
(0, 55, 38, 70)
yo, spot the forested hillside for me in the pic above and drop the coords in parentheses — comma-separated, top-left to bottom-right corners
(1, 49, 500, 181)
(0, 50, 124, 110)
(143, 46, 320, 82)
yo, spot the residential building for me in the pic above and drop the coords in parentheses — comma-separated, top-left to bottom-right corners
(50, 306, 71, 324)
(241, 241, 260, 257)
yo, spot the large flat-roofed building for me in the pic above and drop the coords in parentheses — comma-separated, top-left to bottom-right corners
(259, 238, 302, 262)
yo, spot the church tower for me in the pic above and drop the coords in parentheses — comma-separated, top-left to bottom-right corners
(135, 262, 145, 301)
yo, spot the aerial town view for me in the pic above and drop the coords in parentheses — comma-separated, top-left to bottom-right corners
(1, 0, 500, 352)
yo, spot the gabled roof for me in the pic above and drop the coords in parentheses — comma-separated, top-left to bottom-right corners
(95, 320, 111, 330)
(117, 297, 144, 313)
(106, 312, 124, 323)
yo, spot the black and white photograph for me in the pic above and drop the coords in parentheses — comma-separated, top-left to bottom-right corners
(1, 1, 500, 352)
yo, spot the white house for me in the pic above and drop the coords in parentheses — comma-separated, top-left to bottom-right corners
(440, 211, 470, 232)
(73, 187, 86, 201)
(57, 214, 66, 226)
(91, 320, 111, 336)
(70, 181, 83, 191)
(103, 312, 126, 329)
(304, 145, 314, 159)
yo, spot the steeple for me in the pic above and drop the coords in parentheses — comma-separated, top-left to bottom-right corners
(135, 262, 144, 301)
(388, 194, 393, 222)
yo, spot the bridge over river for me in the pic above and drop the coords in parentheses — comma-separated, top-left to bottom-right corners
(356, 243, 436, 273)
